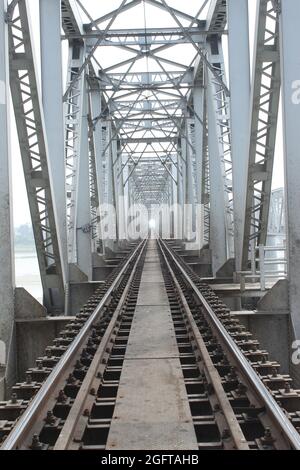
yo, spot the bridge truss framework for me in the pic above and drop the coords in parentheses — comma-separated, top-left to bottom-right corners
(0, 0, 300, 389)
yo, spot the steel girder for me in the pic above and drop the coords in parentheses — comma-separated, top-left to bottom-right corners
(61, 0, 83, 35)
(0, 0, 15, 392)
(75, 76, 93, 279)
(227, 0, 251, 272)
(184, 116, 197, 236)
(88, 96, 100, 251)
(99, 71, 194, 88)
(201, 95, 210, 245)
(62, 1, 112, 257)
(207, 37, 234, 269)
(101, 123, 111, 206)
(193, 87, 205, 207)
(91, 0, 203, 29)
(8, 0, 65, 311)
(64, 41, 86, 264)
(83, 27, 207, 47)
(40, 0, 68, 288)
(187, 0, 228, 250)
(241, 0, 281, 269)
(88, 75, 104, 252)
(280, 0, 300, 344)
(207, 0, 227, 32)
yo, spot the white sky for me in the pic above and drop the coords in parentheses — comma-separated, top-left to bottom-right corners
(10, 0, 284, 226)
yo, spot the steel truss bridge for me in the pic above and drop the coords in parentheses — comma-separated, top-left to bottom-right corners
(0, 0, 300, 451)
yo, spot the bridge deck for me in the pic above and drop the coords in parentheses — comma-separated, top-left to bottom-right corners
(106, 240, 198, 450)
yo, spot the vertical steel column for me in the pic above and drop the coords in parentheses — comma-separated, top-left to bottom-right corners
(180, 137, 187, 240)
(206, 38, 234, 269)
(89, 89, 104, 249)
(176, 147, 184, 239)
(123, 158, 129, 239)
(193, 86, 204, 206)
(111, 137, 120, 242)
(280, 0, 300, 341)
(88, 102, 100, 253)
(40, 0, 68, 286)
(241, 0, 281, 269)
(76, 78, 93, 279)
(227, 0, 251, 272)
(101, 122, 110, 208)
(106, 123, 115, 207)
(170, 160, 177, 238)
(207, 80, 227, 275)
(0, 0, 15, 393)
(185, 117, 196, 240)
(117, 145, 126, 241)
(65, 41, 85, 264)
(112, 140, 125, 241)
(9, 0, 65, 311)
(106, 123, 117, 245)
(201, 92, 210, 245)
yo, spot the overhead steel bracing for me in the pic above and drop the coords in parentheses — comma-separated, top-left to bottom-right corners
(72, 0, 210, 214)
(0, 0, 271, 291)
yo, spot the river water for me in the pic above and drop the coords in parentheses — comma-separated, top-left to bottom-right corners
(15, 251, 43, 303)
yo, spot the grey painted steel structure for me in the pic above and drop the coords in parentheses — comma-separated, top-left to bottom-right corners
(227, 0, 250, 272)
(2, 0, 300, 379)
(280, 0, 300, 343)
(0, 0, 15, 392)
(40, 0, 68, 288)
(241, 0, 281, 270)
(8, 0, 65, 311)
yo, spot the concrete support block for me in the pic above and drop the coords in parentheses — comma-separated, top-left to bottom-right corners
(69, 263, 89, 283)
(15, 287, 47, 320)
(257, 279, 289, 311)
(93, 266, 115, 282)
(233, 311, 290, 374)
(216, 258, 235, 279)
(0, 288, 48, 397)
(92, 252, 107, 268)
(15, 317, 73, 381)
(69, 281, 103, 315)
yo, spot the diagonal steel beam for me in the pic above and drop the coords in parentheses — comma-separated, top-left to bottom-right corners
(63, 0, 128, 101)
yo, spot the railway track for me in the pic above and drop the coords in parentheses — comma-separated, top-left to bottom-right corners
(0, 240, 145, 449)
(1, 239, 300, 450)
(159, 239, 300, 450)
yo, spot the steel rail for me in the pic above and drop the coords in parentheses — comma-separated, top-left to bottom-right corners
(158, 239, 300, 450)
(159, 242, 249, 450)
(1, 240, 146, 450)
(54, 244, 146, 450)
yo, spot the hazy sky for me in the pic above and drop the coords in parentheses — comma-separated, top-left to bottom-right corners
(10, 0, 284, 226)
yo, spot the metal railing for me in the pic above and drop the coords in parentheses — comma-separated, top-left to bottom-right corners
(236, 241, 287, 291)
